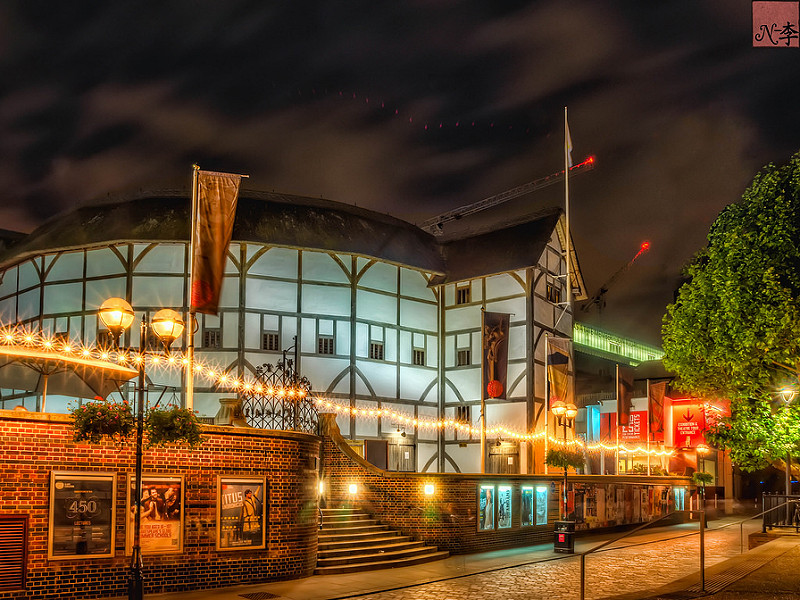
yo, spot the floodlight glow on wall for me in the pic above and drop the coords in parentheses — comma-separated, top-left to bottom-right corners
(348, 484, 357, 495)
(424, 484, 435, 496)
(318, 480, 324, 495)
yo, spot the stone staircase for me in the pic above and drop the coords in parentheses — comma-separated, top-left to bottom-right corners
(315, 507, 448, 575)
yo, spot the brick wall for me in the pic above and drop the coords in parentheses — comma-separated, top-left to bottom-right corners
(0, 410, 320, 600)
(319, 414, 692, 554)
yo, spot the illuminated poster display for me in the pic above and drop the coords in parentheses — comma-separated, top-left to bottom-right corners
(126, 474, 183, 555)
(672, 401, 706, 448)
(478, 485, 495, 531)
(535, 486, 548, 525)
(217, 476, 267, 550)
(49, 471, 116, 560)
(497, 485, 512, 529)
(521, 486, 534, 527)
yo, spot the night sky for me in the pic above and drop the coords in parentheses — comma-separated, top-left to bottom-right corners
(2, 1, 799, 346)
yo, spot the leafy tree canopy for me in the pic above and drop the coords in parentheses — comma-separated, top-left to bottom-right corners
(662, 152, 800, 471)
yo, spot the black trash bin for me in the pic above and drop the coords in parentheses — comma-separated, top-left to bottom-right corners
(553, 520, 575, 553)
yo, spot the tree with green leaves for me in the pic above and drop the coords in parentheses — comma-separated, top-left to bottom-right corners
(662, 151, 800, 472)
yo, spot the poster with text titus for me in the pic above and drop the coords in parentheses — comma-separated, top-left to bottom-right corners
(49, 471, 116, 560)
(217, 476, 267, 550)
(126, 474, 184, 555)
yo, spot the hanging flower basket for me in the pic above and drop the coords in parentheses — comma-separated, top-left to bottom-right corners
(691, 471, 714, 486)
(545, 447, 585, 471)
(71, 398, 135, 444)
(145, 406, 205, 449)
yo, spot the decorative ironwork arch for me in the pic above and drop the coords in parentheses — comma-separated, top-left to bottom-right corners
(240, 357, 317, 434)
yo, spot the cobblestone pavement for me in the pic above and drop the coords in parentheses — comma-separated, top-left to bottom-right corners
(343, 521, 762, 600)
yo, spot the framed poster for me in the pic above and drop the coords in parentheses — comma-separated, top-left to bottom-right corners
(126, 474, 184, 555)
(535, 485, 548, 525)
(497, 485, 512, 529)
(478, 485, 495, 531)
(217, 476, 267, 550)
(49, 471, 116, 560)
(520, 486, 534, 527)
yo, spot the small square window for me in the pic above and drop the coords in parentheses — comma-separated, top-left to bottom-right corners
(456, 285, 471, 305)
(546, 280, 562, 304)
(318, 336, 334, 355)
(203, 329, 221, 349)
(369, 342, 384, 361)
(413, 349, 425, 366)
(455, 405, 471, 423)
(262, 332, 280, 351)
(457, 349, 471, 366)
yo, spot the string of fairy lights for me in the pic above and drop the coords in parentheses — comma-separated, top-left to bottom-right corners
(0, 324, 673, 457)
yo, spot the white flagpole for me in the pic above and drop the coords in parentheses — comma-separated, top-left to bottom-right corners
(186, 164, 199, 411)
(564, 107, 572, 321)
(615, 364, 620, 476)
(544, 333, 549, 475)
(480, 309, 486, 474)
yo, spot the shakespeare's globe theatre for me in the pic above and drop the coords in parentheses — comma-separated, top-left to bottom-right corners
(0, 190, 584, 474)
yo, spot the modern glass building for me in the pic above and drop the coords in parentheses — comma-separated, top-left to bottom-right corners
(0, 190, 585, 473)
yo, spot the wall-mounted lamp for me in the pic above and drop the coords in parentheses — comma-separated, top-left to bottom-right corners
(424, 484, 435, 496)
(348, 484, 358, 495)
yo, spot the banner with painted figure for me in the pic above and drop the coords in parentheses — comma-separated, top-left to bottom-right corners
(482, 312, 509, 399)
(217, 476, 267, 550)
(546, 336, 573, 408)
(126, 474, 183, 555)
(616, 365, 634, 426)
(648, 380, 668, 442)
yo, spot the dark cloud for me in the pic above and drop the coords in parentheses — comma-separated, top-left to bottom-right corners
(1, 0, 799, 346)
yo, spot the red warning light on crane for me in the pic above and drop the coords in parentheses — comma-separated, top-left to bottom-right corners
(634, 241, 651, 261)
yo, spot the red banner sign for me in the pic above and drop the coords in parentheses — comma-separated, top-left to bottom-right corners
(672, 401, 706, 448)
(620, 411, 647, 442)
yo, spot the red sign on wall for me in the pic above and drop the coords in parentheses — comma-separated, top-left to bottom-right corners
(620, 411, 647, 442)
(672, 401, 706, 448)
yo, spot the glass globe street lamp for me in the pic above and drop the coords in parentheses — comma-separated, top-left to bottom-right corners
(99, 298, 184, 600)
(551, 401, 579, 524)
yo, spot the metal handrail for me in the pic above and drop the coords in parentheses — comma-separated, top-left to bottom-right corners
(578, 510, 704, 600)
(704, 500, 800, 553)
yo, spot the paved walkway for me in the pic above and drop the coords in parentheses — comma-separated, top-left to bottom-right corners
(141, 515, 800, 600)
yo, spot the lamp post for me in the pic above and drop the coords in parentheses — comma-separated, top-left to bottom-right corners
(551, 400, 578, 520)
(696, 443, 709, 507)
(780, 387, 797, 500)
(99, 298, 184, 600)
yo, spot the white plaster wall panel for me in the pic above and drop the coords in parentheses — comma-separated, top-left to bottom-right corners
(356, 290, 397, 324)
(223, 312, 240, 348)
(303, 356, 350, 392)
(358, 261, 397, 293)
(225, 244, 240, 274)
(485, 273, 524, 300)
(507, 323, 526, 361)
(84, 313, 97, 345)
(400, 269, 434, 300)
(471, 280, 483, 303)
(263, 314, 279, 331)
(355, 400, 379, 437)
(132, 277, 184, 308)
(0, 267, 18, 299)
(445, 305, 478, 332)
(416, 442, 437, 472)
(300, 318, 316, 353)
(534, 271, 547, 296)
(399, 330, 412, 364)
(399, 298, 437, 331)
(355, 374, 370, 397)
(43, 283, 83, 314)
(248, 247, 298, 279)
(399, 366, 435, 401)
(555, 311, 572, 337)
(534, 327, 545, 362)
(1, 296, 17, 321)
(355, 322, 368, 357)
(218, 275, 239, 308)
(17, 289, 40, 321)
(419, 380, 438, 404)
(86, 248, 125, 277)
(330, 374, 351, 395)
(318, 319, 334, 336)
(18, 260, 39, 290)
(282, 316, 297, 348)
(335, 412, 350, 436)
(426, 335, 437, 368)
(45, 252, 83, 282)
(203, 314, 220, 329)
(304, 284, 350, 317)
(336, 320, 351, 356)
(535, 362, 546, 398)
(356, 360, 396, 398)
(302, 251, 349, 284)
(444, 284, 454, 306)
(85, 277, 126, 312)
(485, 297, 526, 320)
(485, 400, 526, 429)
(471, 333, 481, 366)
(417, 405, 439, 440)
(246, 279, 297, 312)
(446, 444, 480, 473)
(534, 296, 553, 329)
(134, 244, 184, 274)
(193, 393, 222, 421)
(506, 362, 526, 398)
(385, 327, 397, 362)
(444, 335, 455, 368)
(448, 369, 480, 401)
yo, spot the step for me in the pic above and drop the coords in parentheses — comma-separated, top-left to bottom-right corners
(318, 534, 408, 552)
(320, 512, 372, 522)
(317, 544, 440, 567)
(320, 518, 378, 529)
(319, 540, 426, 560)
(319, 525, 389, 539)
(314, 550, 450, 575)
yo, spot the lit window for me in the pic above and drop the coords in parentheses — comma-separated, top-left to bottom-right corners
(455, 405, 470, 423)
(262, 332, 280, 351)
(203, 329, 221, 349)
(609, 341, 621, 354)
(546, 279, 562, 304)
(456, 285, 470, 305)
(369, 342, 384, 360)
(413, 348, 425, 366)
(318, 336, 334, 355)
(457, 349, 471, 366)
